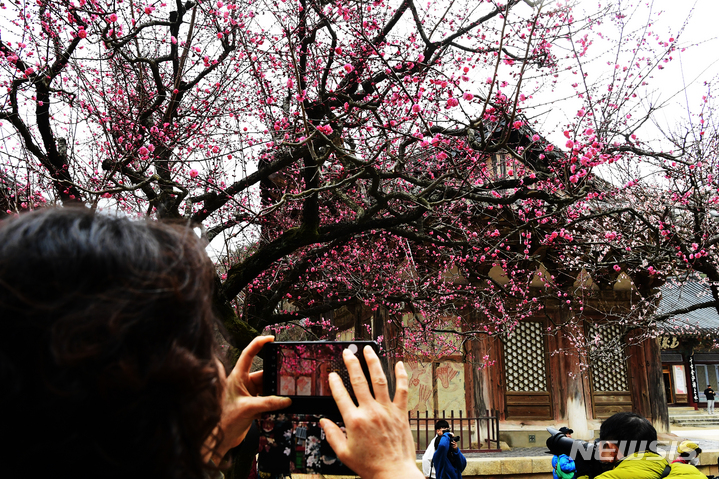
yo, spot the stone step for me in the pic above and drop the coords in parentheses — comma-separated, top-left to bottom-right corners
(671, 419, 719, 426)
(669, 408, 705, 415)
(669, 414, 708, 418)
(672, 417, 719, 421)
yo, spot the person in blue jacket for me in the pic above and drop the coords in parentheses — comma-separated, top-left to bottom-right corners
(432, 430, 467, 479)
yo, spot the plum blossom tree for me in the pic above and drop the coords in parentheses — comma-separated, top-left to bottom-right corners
(0, 0, 693, 363)
(558, 90, 719, 345)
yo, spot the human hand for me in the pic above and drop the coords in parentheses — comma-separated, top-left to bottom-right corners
(209, 335, 291, 462)
(442, 431, 459, 451)
(320, 346, 424, 479)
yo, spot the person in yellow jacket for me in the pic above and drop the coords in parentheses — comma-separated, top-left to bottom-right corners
(591, 412, 706, 479)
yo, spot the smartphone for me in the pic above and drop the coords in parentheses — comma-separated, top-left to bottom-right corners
(258, 341, 380, 476)
(262, 340, 380, 418)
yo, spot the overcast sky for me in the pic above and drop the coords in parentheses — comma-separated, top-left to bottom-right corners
(584, 0, 719, 128)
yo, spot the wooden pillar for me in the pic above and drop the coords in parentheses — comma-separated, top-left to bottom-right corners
(626, 332, 650, 418)
(551, 318, 592, 439)
(468, 335, 490, 417)
(646, 336, 670, 431)
(488, 335, 506, 420)
(353, 303, 366, 339)
(627, 331, 669, 431)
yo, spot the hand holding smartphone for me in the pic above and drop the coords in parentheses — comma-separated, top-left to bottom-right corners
(257, 340, 424, 479)
(257, 341, 379, 476)
(321, 346, 425, 479)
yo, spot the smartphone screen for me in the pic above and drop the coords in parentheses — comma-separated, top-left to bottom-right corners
(277, 343, 354, 397)
(262, 340, 379, 417)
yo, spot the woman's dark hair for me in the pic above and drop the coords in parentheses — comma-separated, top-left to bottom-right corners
(0, 208, 222, 478)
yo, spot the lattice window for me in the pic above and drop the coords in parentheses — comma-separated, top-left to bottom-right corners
(503, 321, 548, 392)
(587, 324, 629, 392)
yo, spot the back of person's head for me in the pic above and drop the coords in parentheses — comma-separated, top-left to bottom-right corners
(599, 412, 657, 456)
(0, 208, 222, 479)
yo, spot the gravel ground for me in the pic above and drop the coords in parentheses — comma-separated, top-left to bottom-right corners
(665, 428, 719, 452)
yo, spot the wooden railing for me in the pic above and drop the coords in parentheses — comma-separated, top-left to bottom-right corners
(408, 409, 501, 453)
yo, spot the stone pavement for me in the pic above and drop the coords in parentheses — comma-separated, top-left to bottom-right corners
(414, 437, 719, 459)
(409, 428, 719, 478)
(418, 447, 549, 459)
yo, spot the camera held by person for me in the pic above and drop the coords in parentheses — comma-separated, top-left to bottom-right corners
(547, 412, 707, 479)
(546, 426, 612, 478)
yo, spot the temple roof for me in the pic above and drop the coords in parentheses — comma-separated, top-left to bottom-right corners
(657, 279, 719, 335)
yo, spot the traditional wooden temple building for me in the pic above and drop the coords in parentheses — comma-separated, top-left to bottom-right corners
(658, 278, 719, 410)
(328, 265, 670, 445)
(0, 171, 33, 218)
(318, 143, 671, 443)
(262, 120, 691, 445)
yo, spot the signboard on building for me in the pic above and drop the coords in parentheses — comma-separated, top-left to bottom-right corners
(689, 354, 699, 402)
(673, 365, 687, 394)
